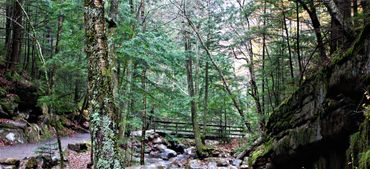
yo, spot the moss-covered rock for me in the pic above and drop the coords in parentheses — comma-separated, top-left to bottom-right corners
(0, 94, 20, 116)
(346, 107, 370, 169)
(250, 25, 370, 169)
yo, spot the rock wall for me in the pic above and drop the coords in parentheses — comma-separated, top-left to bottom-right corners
(250, 26, 370, 169)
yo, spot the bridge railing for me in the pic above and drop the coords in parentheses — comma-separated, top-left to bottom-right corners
(150, 119, 245, 139)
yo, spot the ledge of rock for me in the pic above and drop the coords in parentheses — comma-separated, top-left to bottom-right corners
(249, 25, 370, 169)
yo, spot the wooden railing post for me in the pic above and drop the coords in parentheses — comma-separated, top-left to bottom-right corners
(175, 123, 178, 135)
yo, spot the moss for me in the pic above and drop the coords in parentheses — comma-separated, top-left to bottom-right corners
(249, 139, 273, 166)
(0, 87, 6, 97)
(359, 150, 370, 169)
(332, 23, 370, 65)
(0, 94, 20, 113)
(346, 107, 370, 169)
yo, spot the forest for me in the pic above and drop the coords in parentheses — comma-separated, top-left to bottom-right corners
(0, 0, 369, 169)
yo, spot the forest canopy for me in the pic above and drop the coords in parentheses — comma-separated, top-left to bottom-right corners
(0, 0, 369, 168)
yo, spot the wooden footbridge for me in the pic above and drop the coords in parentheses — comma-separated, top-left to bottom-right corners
(148, 119, 246, 140)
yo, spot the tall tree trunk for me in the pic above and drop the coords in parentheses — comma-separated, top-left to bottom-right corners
(325, 0, 352, 54)
(84, 0, 122, 168)
(203, 61, 209, 132)
(5, 1, 12, 52)
(261, 0, 267, 115)
(183, 7, 207, 156)
(362, 0, 370, 73)
(140, 69, 147, 165)
(184, 14, 252, 132)
(203, 0, 211, 134)
(185, 42, 206, 158)
(353, 0, 358, 17)
(281, 6, 294, 80)
(237, 2, 265, 132)
(139, 0, 147, 164)
(296, 0, 302, 83)
(7, 0, 23, 73)
(297, 0, 329, 64)
(53, 14, 65, 169)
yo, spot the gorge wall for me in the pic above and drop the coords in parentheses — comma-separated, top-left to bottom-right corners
(249, 26, 370, 169)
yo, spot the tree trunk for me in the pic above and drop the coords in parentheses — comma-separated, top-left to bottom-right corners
(54, 13, 65, 169)
(84, 0, 122, 168)
(184, 14, 252, 132)
(5, 1, 12, 52)
(7, 0, 23, 73)
(203, 61, 209, 132)
(140, 69, 147, 165)
(184, 13, 207, 157)
(281, 6, 294, 80)
(362, 0, 370, 73)
(297, 0, 329, 64)
(238, 4, 265, 132)
(261, 0, 267, 115)
(296, 0, 303, 83)
(324, 0, 353, 53)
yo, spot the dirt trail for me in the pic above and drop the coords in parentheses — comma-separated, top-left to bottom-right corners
(0, 133, 90, 159)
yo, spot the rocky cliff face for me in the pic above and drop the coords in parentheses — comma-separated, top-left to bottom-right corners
(0, 68, 87, 146)
(249, 26, 370, 169)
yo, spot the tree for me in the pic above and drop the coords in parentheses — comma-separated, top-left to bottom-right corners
(297, 0, 329, 64)
(84, 0, 122, 168)
(6, 0, 23, 72)
(183, 1, 207, 157)
(323, 0, 353, 54)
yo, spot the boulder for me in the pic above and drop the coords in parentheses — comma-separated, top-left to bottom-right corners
(205, 157, 229, 167)
(240, 164, 249, 169)
(171, 143, 185, 154)
(39, 156, 57, 169)
(153, 144, 167, 151)
(5, 133, 15, 142)
(19, 157, 38, 169)
(160, 148, 177, 160)
(229, 166, 238, 169)
(0, 94, 19, 116)
(232, 159, 242, 167)
(147, 134, 155, 141)
(0, 165, 17, 169)
(152, 137, 165, 144)
(207, 162, 217, 169)
(0, 158, 19, 166)
(188, 159, 204, 169)
(25, 124, 41, 143)
(0, 158, 19, 169)
(67, 143, 89, 153)
(0, 119, 27, 129)
(184, 147, 196, 157)
(0, 128, 26, 144)
(149, 151, 160, 158)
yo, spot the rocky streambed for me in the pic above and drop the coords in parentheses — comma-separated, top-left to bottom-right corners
(126, 130, 249, 169)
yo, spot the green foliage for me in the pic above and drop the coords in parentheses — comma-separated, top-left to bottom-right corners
(359, 150, 370, 169)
